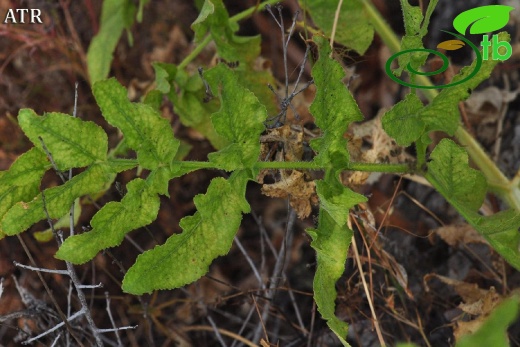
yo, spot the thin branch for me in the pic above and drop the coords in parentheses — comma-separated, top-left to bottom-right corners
(13, 261, 69, 275)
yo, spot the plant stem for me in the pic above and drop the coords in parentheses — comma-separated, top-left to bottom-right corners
(175, 160, 411, 173)
(362, 0, 520, 211)
(178, 0, 280, 70)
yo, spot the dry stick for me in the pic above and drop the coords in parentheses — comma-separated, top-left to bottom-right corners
(14, 234, 84, 346)
(350, 232, 386, 346)
(207, 315, 228, 347)
(252, 208, 297, 344)
(105, 292, 122, 347)
(234, 237, 265, 288)
(230, 305, 256, 347)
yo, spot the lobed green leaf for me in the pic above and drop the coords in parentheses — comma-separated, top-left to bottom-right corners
(299, 0, 374, 55)
(308, 175, 367, 346)
(310, 35, 363, 170)
(0, 148, 49, 238)
(122, 170, 251, 294)
(426, 139, 520, 270)
(204, 64, 267, 171)
(93, 78, 180, 170)
(56, 178, 160, 264)
(1, 163, 113, 236)
(18, 109, 108, 169)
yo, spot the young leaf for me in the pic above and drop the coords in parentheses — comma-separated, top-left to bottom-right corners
(56, 178, 160, 264)
(93, 78, 180, 170)
(0, 148, 49, 238)
(308, 175, 367, 346)
(453, 5, 514, 35)
(87, 0, 136, 83)
(122, 170, 251, 295)
(18, 109, 108, 169)
(191, 0, 260, 64)
(204, 64, 267, 171)
(155, 64, 228, 149)
(310, 35, 363, 170)
(1, 163, 113, 236)
(426, 139, 520, 270)
(394, 0, 438, 75)
(299, 0, 374, 55)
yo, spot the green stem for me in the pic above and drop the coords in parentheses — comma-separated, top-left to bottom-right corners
(178, 0, 279, 70)
(362, 0, 520, 211)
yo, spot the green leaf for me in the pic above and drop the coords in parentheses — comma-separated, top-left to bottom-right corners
(18, 109, 108, 169)
(191, 0, 260, 64)
(2, 163, 113, 236)
(456, 295, 519, 347)
(426, 139, 486, 212)
(382, 93, 424, 146)
(310, 36, 363, 169)
(56, 178, 160, 264)
(93, 78, 180, 170)
(308, 175, 367, 346)
(0, 148, 49, 238)
(122, 170, 251, 294)
(87, 0, 136, 83)
(453, 5, 514, 35)
(205, 64, 267, 171)
(299, 0, 374, 55)
(159, 65, 228, 149)
(426, 139, 520, 270)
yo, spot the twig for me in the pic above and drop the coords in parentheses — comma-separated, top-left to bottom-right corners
(22, 308, 86, 345)
(207, 315, 228, 347)
(13, 261, 69, 275)
(105, 292, 123, 347)
(252, 208, 296, 344)
(235, 236, 265, 288)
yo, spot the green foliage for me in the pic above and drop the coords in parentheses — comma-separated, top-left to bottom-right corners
(123, 170, 251, 294)
(299, 0, 374, 55)
(426, 140, 520, 270)
(4, 1, 520, 345)
(87, 0, 136, 83)
(306, 36, 367, 345)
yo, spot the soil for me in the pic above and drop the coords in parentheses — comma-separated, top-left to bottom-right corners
(0, 0, 519, 346)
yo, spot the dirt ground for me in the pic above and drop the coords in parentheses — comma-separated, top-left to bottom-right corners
(1, 0, 520, 346)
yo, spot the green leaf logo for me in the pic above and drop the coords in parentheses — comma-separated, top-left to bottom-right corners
(453, 5, 514, 35)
